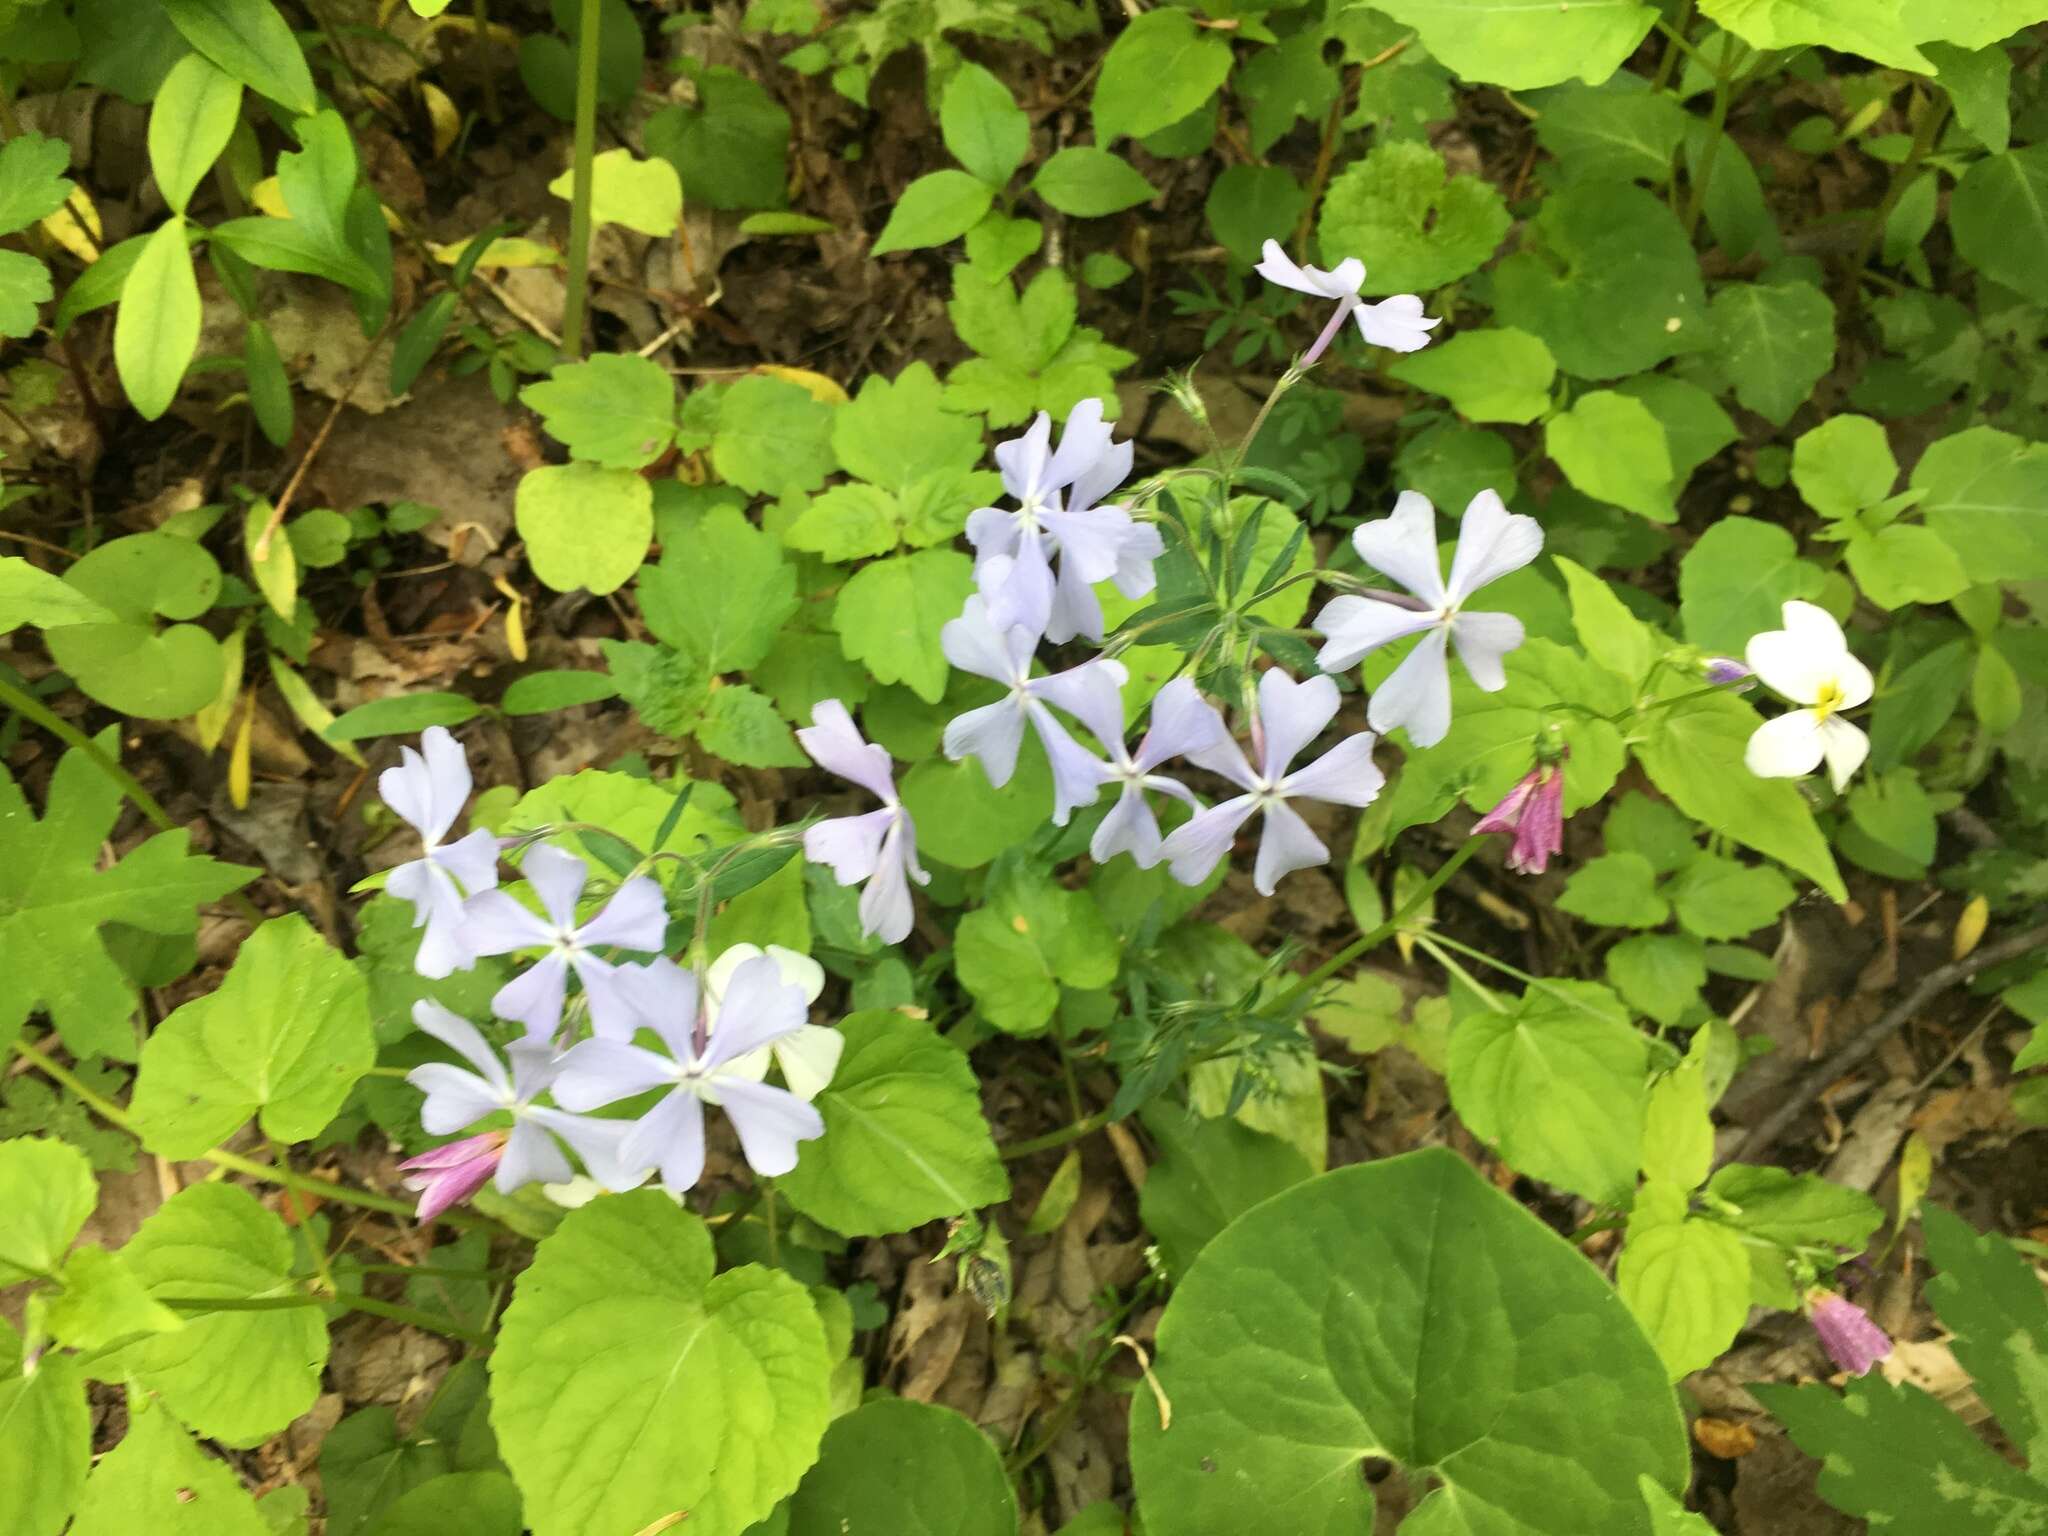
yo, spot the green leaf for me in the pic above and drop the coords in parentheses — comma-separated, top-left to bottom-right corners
(1921, 1205, 2048, 1465)
(1203, 164, 1307, 268)
(1546, 390, 1676, 521)
(1676, 515, 1825, 657)
(640, 503, 799, 673)
(363, 1473, 520, 1536)
(1560, 852, 1671, 928)
(1701, 0, 1932, 69)
(0, 734, 253, 1058)
(1633, 683, 1844, 899)
(1387, 327, 1556, 425)
(753, 629, 871, 723)
(779, 1010, 1006, 1236)
(1702, 1163, 1884, 1249)
(1903, 0, 2048, 48)
(1127, 1148, 1687, 1536)
(41, 530, 226, 720)
(0, 135, 73, 237)
(70, 1393, 271, 1536)
(1610, 933, 1708, 1028)
(696, 683, 806, 767)
(1706, 280, 1836, 426)
(786, 1398, 1015, 1536)
(1137, 1103, 1312, 1280)
(0, 556, 117, 634)
(898, 746, 1053, 868)
(1536, 83, 1687, 184)
(1791, 414, 1896, 518)
(1604, 791, 1698, 876)
(245, 500, 297, 621)
(325, 692, 483, 743)
(100, 1184, 328, 1446)
(712, 375, 838, 497)
(1316, 139, 1510, 294)
(1617, 1183, 1752, 1379)
(0, 248, 53, 340)
(515, 463, 652, 597)
(1093, 9, 1231, 143)
(1908, 424, 2048, 582)
(490, 1193, 830, 1536)
(1363, 0, 1658, 89)
(148, 52, 242, 215)
(1666, 855, 1795, 940)
(129, 914, 375, 1159)
(499, 670, 619, 716)
(115, 216, 201, 421)
(955, 866, 1119, 1035)
(1492, 182, 1705, 380)
(0, 1136, 95, 1284)
(545, 147, 681, 236)
(782, 484, 900, 562)
(643, 66, 789, 211)
(831, 362, 983, 492)
(1447, 981, 1650, 1204)
(1557, 554, 1660, 685)
(44, 1244, 184, 1352)
(940, 62, 1028, 188)
(1640, 1061, 1714, 1187)
(162, 0, 316, 114)
(871, 169, 995, 254)
(1844, 524, 1969, 609)
(1030, 147, 1157, 217)
(520, 354, 677, 469)
(833, 549, 974, 703)
(0, 1317, 89, 1536)
(963, 210, 1042, 277)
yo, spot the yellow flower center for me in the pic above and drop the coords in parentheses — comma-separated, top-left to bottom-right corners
(1812, 680, 1846, 722)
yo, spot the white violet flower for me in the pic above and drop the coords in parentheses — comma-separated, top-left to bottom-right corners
(1742, 600, 1872, 791)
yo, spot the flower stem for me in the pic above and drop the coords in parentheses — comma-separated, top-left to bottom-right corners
(160, 1290, 494, 1349)
(1843, 91, 1950, 309)
(1681, 31, 1738, 240)
(1000, 1108, 1110, 1161)
(557, 0, 603, 361)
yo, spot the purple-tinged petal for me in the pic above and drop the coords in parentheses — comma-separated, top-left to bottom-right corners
(943, 595, 1031, 686)
(392, 864, 474, 981)
(715, 1075, 825, 1177)
(505, 1038, 562, 1102)
(407, 1064, 508, 1134)
(458, 888, 556, 957)
(568, 953, 645, 1042)
(1160, 794, 1260, 887)
(491, 952, 570, 1038)
(1445, 490, 1543, 602)
(1254, 669, 1340, 783)
(1045, 397, 1115, 492)
(528, 1107, 651, 1191)
(1703, 657, 1754, 688)
(1311, 594, 1440, 674)
(576, 874, 668, 951)
(798, 699, 899, 803)
(434, 827, 502, 898)
(411, 1000, 512, 1091)
(943, 698, 1029, 787)
(1187, 727, 1260, 794)
(1039, 504, 1132, 584)
(414, 726, 474, 845)
(1134, 678, 1228, 773)
(993, 411, 1055, 505)
(1472, 769, 1541, 838)
(1508, 769, 1567, 875)
(983, 541, 1056, 648)
(1808, 1291, 1891, 1377)
(1031, 706, 1110, 826)
(1450, 610, 1525, 693)
(520, 843, 589, 930)
(1091, 784, 1164, 868)
(1033, 661, 1129, 757)
(1352, 491, 1448, 609)
(1111, 519, 1164, 599)
(497, 1117, 574, 1192)
(401, 1131, 503, 1222)
(1367, 627, 1454, 748)
(1066, 436, 1132, 518)
(703, 955, 808, 1071)
(1280, 732, 1383, 808)
(1045, 551, 1108, 645)
(965, 503, 1023, 562)
(806, 808, 891, 887)
(609, 956, 699, 1058)
(552, 1038, 677, 1110)
(1252, 799, 1329, 896)
(859, 818, 920, 943)
(625, 1089, 707, 1195)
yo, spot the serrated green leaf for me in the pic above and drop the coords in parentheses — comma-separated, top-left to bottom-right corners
(1560, 852, 1672, 929)
(0, 1136, 95, 1284)
(1921, 1204, 2048, 1466)
(0, 135, 74, 237)
(1364, 0, 1658, 89)
(1617, 1184, 1751, 1378)
(712, 375, 838, 498)
(515, 462, 653, 597)
(640, 503, 799, 673)
(520, 354, 677, 470)
(1093, 9, 1231, 142)
(46, 1244, 185, 1352)
(1317, 139, 1510, 294)
(1700, 0, 1932, 70)
(1707, 281, 1836, 426)
(70, 1392, 271, 1536)
(1388, 328, 1556, 424)
(697, 683, 806, 767)
(833, 549, 973, 703)
(0, 1316, 89, 1536)
(955, 866, 1119, 1035)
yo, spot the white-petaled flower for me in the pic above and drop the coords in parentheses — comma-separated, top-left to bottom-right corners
(704, 943, 842, 1101)
(1254, 240, 1440, 361)
(1312, 489, 1541, 748)
(378, 727, 501, 979)
(1035, 674, 1228, 869)
(1742, 601, 1872, 792)
(797, 699, 929, 945)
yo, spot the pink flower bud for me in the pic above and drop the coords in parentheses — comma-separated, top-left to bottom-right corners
(399, 1130, 506, 1223)
(1806, 1290, 1892, 1377)
(1471, 754, 1568, 875)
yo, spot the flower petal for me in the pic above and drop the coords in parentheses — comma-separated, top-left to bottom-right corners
(1039, 504, 1132, 584)
(1352, 491, 1448, 608)
(1818, 716, 1869, 792)
(773, 1024, 845, 1101)
(528, 1107, 652, 1192)
(858, 829, 917, 944)
(1254, 239, 1320, 296)
(1091, 784, 1163, 868)
(433, 827, 502, 899)
(806, 808, 891, 886)
(1031, 705, 1110, 826)
(797, 699, 899, 803)
(576, 874, 668, 952)
(1280, 731, 1383, 808)
(407, 1064, 506, 1134)
(943, 698, 1029, 787)
(1353, 294, 1440, 352)
(704, 954, 809, 1071)
(1252, 799, 1330, 896)
(623, 1089, 706, 1195)
(457, 889, 552, 956)
(497, 1118, 574, 1192)
(609, 956, 699, 1058)
(1046, 547, 1108, 644)
(552, 1038, 677, 1110)
(519, 843, 589, 931)
(943, 595, 1029, 686)
(1134, 677, 1227, 772)
(415, 726, 473, 845)
(411, 1000, 511, 1090)
(491, 952, 570, 1039)
(1311, 594, 1439, 674)
(1032, 658, 1130, 756)
(993, 411, 1055, 504)
(1450, 609, 1525, 693)
(377, 744, 435, 842)
(1160, 795, 1260, 887)
(965, 503, 1022, 561)
(1445, 490, 1543, 601)
(1744, 710, 1826, 779)
(981, 540, 1054, 640)
(711, 1075, 825, 1178)
(1367, 627, 1454, 747)
(1254, 669, 1340, 782)
(1111, 519, 1165, 598)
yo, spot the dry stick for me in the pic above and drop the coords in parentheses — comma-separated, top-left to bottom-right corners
(1727, 919, 2048, 1165)
(253, 326, 389, 560)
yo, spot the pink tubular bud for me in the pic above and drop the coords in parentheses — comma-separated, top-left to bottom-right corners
(1807, 1290, 1892, 1377)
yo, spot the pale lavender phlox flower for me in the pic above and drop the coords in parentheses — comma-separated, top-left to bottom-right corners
(798, 699, 928, 945)
(552, 956, 825, 1194)
(966, 400, 1160, 644)
(1312, 489, 1541, 749)
(379, 727, 502, 980)
(1471, 752, 1568, 875)
(457, 843, 668, 1041)
(1040, 674, 1227, 868)
(940, 595, 1128, 825)
(403, 1000, 647, 1217)
(1159, 669, 1384, 896)
(1255, 240, 1440, 362)
(1807, 1290, 1892, 1377)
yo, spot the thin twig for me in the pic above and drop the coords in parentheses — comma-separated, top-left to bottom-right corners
(255, 326, 389, 558)
(1727, 920, 2048, 1164)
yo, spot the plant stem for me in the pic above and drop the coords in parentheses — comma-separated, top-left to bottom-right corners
(558, 0, 603, 362)
(1652, 0, 1697, 91)
(160, 1290, 494, 1349)
(1273, 836, 1485, 1012)
(1000, 1108, 1111, 1161)
(1681, 31, 1738, 240)
(1842, 91, 1950, 308)
(0, 674, 267, 925)
(1228, 362, 1304, 490)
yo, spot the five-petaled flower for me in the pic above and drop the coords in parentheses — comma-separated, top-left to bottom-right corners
(966, 399, 1163, 644)
(378, 725, 502, 979)
(798, 698, 930, 945)
(403, 1000, 647, 1217)
(1806, 1289, 1892, 1377)
(1037, 674, 1227, 869)
(1255, 240, 1440, 363)
(458, 843, 669, 1041)
(1743, 601, 1872, 792)
(552, 955, 825, 1194)
(1472, 749, 1569, 875)
(941, 595, 1129, 826)
(1313, 489, 1541, 748)
(1160, 669, 1384, 895)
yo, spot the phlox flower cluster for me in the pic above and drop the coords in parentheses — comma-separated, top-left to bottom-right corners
(379, 728, 831, 1220)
